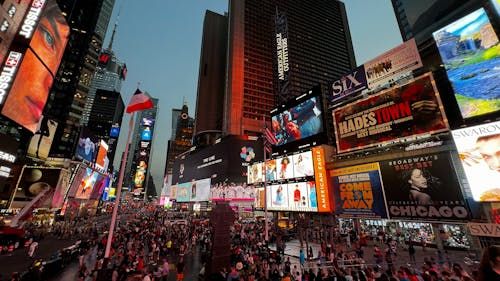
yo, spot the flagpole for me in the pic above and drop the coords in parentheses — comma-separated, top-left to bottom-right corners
(105, 112, 135, 259)
(263, 115, 269, 242)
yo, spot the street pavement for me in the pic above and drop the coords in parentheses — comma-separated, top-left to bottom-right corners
(0, 235, 77, 279)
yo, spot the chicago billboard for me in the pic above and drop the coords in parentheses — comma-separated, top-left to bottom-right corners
(330, 163, 388, 218)
(333, 73, 448, 153)
(452, 121, 500, 202)
(379, 152, 469, 221)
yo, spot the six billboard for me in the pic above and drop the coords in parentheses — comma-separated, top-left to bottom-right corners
(330, 163, 388, 218)
(328, 65, 368, 104)
(333, 73, 449, 153)
(433, 8, 500, 120)
(452, 121, 500, 202)
(378, 152, 469, 221)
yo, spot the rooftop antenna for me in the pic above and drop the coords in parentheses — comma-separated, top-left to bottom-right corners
(107, 1, 123, 51)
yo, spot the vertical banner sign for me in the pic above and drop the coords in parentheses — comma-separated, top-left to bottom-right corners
(379, 152, 469, 221)
(330, 163, 388, 218)
(452, 121, 500, 202)
(312, 146, 332, 212)
(333, 73, 448, 153)
(275, 10, 290, 100)
(364, 38, 422, 89)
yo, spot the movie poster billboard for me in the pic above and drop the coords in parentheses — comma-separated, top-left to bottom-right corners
(329, 65, 368, 104)
(10, 167, 62, 209)
(1, 0, 69, 133)
(432, 8, 500, 119)
(27, 116, 58, 160)
(330, 163, 388, 218)
(452, 121, 500, 202)
(333, 73, 449, 153)
(364, 38, 422, 90)
(379, 152, 469, 221)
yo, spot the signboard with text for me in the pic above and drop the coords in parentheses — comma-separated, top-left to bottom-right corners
(333, 73, 448, 153)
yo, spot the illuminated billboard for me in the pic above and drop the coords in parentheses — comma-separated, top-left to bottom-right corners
(433, 8, 500, 119)
(95, 140, 109, 171)
(328, 65, 368, 104)
(175, 178, 211, 202)
(452, 121, 500, 202)
(0, 0, 69, 133)
(267, 181, 318, 212)
(379, 152, 469, 221)
(134, 160, 147, 188)
(76, 127, 99, 163)
(73, 167, 99, 199)
(110, 123, 120, 138)
(10, 167, 62, 209)
(141, 127, 152, 141)
(27, 116, 58, 160)
(330, 163, 388, 218)
(333, 73, 449, 153)
(271, 90, 325, 148)
(141, 117, 154, 127)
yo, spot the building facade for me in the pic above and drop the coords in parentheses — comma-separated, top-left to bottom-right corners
(165, 103, 194, 177)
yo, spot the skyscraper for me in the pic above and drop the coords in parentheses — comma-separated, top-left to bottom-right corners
(44, 0, 116, 159)
(165, 103, 194, 177)
(197, 0, 356, 137)
(125, 97, 159, 197)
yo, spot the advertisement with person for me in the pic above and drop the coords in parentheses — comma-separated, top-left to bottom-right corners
(287, 182, 310, 210)
(247, 162, 263, 184)
(1, 0, 69, 133)
(10, 167, 61, 209)
(267, 184, 289, 210)
(364, 38, 422, 90)
(90, 175, 109, 200)
(379, 152, 470, 221)
(134, 160, 147, 188)
(76, 127, 99, 163)
(277, 156, 294, 180)
(452, 121, 500, 202)
(210, 182, 255, 202)
(176, 182, 191, 202)
(265, 159, 277, 182)
(254, 187, 265, 209)
(330, 163, 388, 218)
(433, 8, 500, 119)
(27, 116, 58, 160)
(271, 95, 324, 146)
(191, 178, 211, 201)
(333, 73, 448, 153)
(292, 150, 314, 178)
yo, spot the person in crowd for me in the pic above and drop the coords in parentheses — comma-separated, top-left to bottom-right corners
(478, 245, 500, 281)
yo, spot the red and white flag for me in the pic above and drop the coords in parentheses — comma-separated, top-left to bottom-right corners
(264, 127, 278, 146)
(126, 88, 154, 113)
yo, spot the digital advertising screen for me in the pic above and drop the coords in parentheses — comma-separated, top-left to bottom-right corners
(452, 121, 500, 202)
(76, 127, 99, 163)
(433, 8, 500, 119)
(292, 150, 314, 178)
(333, 73, 449, 153)
(102, 187, 116, 201)
(134, 160, 147, 188)
(73, 167, 99, 199)
(141, 127, 152, 141)
(267, 181, 319, 212)
(312, 146, 333, 212)
(254, 187, 265, 209)
(330, 163, 388, 218)
(190, 178, 211, 202)
(95, 140, 108, 171)
(27, 116, 58, 160)
(265, 159, 277, 182)
(328, 65, 368, 104)
(271, 93, 324, 148)
(51, 168, 71, 209)
(176, 182, 191, 202)
(210, 182, 256, 202)
(110, 123, 120, 138)
(276, 155, 294, 180)
(379, 152, 469, 221)
(141, 117, 154, 127)
(1, 0, 69, 133)
(0, 134, 19, 194)
(247, 162, 264, 184)
(90, 174, 109, 200)
(10, 167, 62, 209)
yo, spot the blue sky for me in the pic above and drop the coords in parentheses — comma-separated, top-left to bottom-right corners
(106, 0, 402, 192)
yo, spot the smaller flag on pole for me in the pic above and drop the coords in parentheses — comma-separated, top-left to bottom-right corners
(126, 88, 154, 114)
(263, 124, 278, 154)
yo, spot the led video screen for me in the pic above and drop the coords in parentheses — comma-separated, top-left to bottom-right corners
(271, 94, 324, 147)
(10, 167, 62, 209)
(141, 127, 152, 141)
(73, 167, 100, 199)
(433, 8, 500, 119)
(141, 117, 154, 126)
(452, 121, 500, 202)
(266, 181, 319, 212)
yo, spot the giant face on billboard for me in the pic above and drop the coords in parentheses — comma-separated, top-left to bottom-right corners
(10, 167, 62, 209)
(433, 8, 500, 119)
(333, 73, 448, 153)
(330, 163, 388, 218)
(379, 152, 469, 221)
(452, 121, 500, 202)
(271, 95, 324, 146)
(0, 0, 69, 133)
